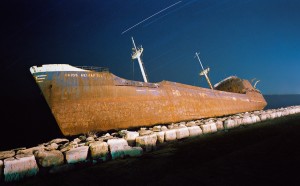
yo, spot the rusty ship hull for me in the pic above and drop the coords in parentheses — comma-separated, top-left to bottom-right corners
(30, 64, 267, 136)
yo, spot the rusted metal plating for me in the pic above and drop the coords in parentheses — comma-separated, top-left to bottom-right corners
(31, 70, 267, 136)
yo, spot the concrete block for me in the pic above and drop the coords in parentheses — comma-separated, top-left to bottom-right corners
(270, 112, 277, 119)
(216, 120, 224, 131)
(48, 138, 69, 145)
(251, 115, 260, 123)
(259, 114, 268, 121)
(233, 118, 243, 126)
(45, 143, 59, 151)
(124, 131, 139, 146)
(86, 137, 95, 142)
(89, 141, 109, 161)
(0, 160, 3, 180)
(210, 123, 218, 132)
(242, 116, 253, 125)
(35, 150, 64, 167)
(282, 110, 290, 116)
(138, 128, 153, 136)
(65, 146, 89, 164)
(276, 111, 282, 117)
(176, 127, 190, 139)
(0, 150, 15, 160)
(224, 119, 235, 129)
(186, 121, 196, 127)
(165, 129, 177, 141)
(289, 109, 295, 115)
(4, 154, 39, 182)
(200, 124, 210, 134)
(201, 122, 217, 134)
(154, 131, 165, 143)
(188, 126, 202, 137)
(161, 126, 168, 131)
(136, 133, 157, 152)
(152, 125, 162, 132)
(107, 138, 128, 160)
(17, 145, 45, 155)
(124, 146, 143, 157)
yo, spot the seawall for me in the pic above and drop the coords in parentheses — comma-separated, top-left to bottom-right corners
(1, 105, 300, 183)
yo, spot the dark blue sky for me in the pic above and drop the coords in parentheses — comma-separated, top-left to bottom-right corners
(2, 0, 300, 94)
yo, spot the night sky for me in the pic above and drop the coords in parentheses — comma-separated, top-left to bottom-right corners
(1, 0, 300, 149)
(2, 0, 300, 94)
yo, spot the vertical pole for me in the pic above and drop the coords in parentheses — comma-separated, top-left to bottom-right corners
(195, 52, 214, 90)
(137, 58, 148, 83)
(131, 37, 148, 82)
(132, 37, 137, 50)
(195, 52, 205, 71)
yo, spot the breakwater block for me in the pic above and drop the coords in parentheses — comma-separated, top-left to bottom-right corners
(201, 123, 217, 134)
(4, 154, 39, 182)
(136, 133, 157, 152)
(107, 139, 128, 160)
(17, 146, 45, 155)
(0, 150, 15, 160)
(34, 150, 64, 167)
(259, 113, 268, 121)
(125, 131, 139, 146)
(0, 160, 3, 180)
(89, 141, 109, 161)
(165, 130, 177, 141)
(242, 116, 254, 125)
(154, 131, 165, 143)
(188, 126, 202, 137)
(65, 146, 89, 164)
(216, 120, 224, 130)
(224, 119, 236, 129)
(233, 117, 243, 126)
(176, 127, 190, 139)
(251, 115, 260, 123)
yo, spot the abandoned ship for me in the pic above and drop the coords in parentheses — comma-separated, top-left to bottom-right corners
(29, 38, 267, 136)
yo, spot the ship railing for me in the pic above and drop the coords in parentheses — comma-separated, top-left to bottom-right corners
(75, 66, 109, 72)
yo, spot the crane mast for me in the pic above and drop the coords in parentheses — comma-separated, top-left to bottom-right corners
(131, 37, 148, 83)
(195, 52, 214, 90)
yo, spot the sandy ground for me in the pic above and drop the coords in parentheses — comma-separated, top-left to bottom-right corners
(3, 113, 300, 186)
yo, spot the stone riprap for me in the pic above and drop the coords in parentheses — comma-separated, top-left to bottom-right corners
(187, 126, 202, 137)
(1, 105, 300, 182)
(89, 141, 109, 161)
(3, 154, 38, 182)
(136, 133, 157, 152)
(34, 150, 64, 167)
(65, 146, 89, 164)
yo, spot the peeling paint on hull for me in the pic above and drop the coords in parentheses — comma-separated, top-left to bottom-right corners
(31, 67, 267, 136)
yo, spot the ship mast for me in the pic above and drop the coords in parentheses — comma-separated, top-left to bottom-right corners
(131, 37, 148, 83)
(195, 52, 214, 90)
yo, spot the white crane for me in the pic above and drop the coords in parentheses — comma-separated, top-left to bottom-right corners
(131, 37, 148, 83)
(195, 52, 214, 90)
